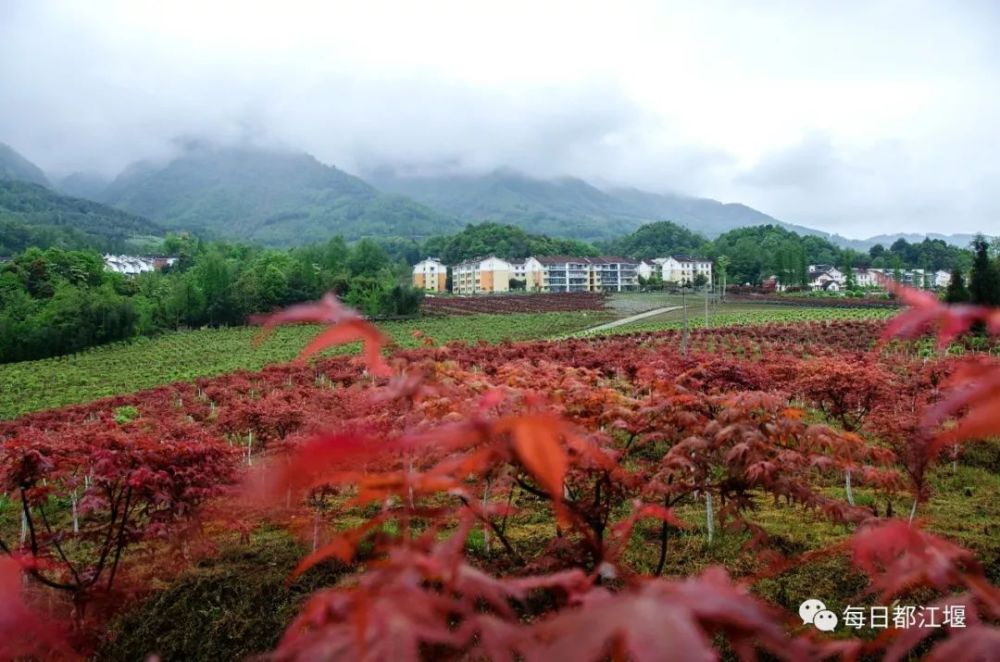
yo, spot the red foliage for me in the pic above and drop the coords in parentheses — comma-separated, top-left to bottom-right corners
(421, 292, 608, 316)
(0, 556, 74, 660)
(3, 289, 999, 659)
(0, 418, 237, 619)
(793, 356, 892, 431)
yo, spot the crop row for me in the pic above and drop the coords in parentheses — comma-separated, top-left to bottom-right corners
(421, 291, 608, 316)
(0, 311, 608, 420)
(727, 294, 902, 309)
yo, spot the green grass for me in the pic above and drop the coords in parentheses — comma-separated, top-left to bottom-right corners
(0, 311, 611, 420)
(1, 304, 898, 420)
(96, 526, 346, 662)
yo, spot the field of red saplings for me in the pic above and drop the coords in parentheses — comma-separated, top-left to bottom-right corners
(420, 291, 608, 315)
(728, 294, 902, 309)
(1, 287, 1000, 660)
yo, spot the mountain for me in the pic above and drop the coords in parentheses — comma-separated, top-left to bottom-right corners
(0, 142, 49, 187)
(604, 186, 825, 239)
(0, 179, 163, 254)
(54, 171, 112, 201)
(367, 167, 813, 241)
(100, 146, 464, 246)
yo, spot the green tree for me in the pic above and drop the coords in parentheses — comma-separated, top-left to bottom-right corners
(968, 235, 1000, 306)
(715, 255, 731, 298)
(841, 253, 856, 291)
(944, 268, 970, 303)
(347, 239, 390, 278)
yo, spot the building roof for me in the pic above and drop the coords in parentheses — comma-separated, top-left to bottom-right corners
(454, 255, 508, 268)
(533, 255, 638, 266)
(669, 255, 711, 263)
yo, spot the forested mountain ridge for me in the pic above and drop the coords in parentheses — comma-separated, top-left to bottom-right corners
(2, 140, 986, 250)
(0, 179, 164, 254)
(99, 146, 465, 246)
(366, 167, 819, 240)
(0, 142, 49, 187)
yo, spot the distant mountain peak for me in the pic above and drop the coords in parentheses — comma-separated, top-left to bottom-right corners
(0, 142, 49, 187)
(98, 143, 462, 245)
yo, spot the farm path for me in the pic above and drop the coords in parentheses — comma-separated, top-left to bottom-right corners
(575, 305, 683, 334)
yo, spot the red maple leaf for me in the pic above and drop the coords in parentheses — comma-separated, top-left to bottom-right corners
(253, 293, 392, 377)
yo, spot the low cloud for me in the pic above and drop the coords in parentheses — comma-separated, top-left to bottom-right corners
(1, 0, 997, 237)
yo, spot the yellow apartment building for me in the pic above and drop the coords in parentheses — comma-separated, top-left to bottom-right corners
(452, 256, 513, 295)
(412, 258, 447, 292)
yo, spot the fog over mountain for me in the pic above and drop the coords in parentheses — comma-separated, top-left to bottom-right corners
(1, 1, 998, 239)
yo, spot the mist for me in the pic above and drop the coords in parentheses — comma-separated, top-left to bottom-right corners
(1, 0, 998, 237)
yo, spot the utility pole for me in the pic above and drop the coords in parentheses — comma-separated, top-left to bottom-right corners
(704, 284, 709, 327)
(681, 286, 689, 354)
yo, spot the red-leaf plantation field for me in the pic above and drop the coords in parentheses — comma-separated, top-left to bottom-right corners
(1, 288, 999, 660)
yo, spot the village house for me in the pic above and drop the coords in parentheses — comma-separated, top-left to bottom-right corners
(934, 270, 952, 288)
(103, 254, 177, 276)
(412, 258, 447, 293)
(807, 265, 845, 290)
(853, 268, 879, 288)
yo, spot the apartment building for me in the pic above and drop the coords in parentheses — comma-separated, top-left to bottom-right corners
(535, 256, 639, 293)
(412, 258, 447, 292)
(452, 256, 513, 295)
(659, 256, 713, 286)
(510, 256, 545, 290)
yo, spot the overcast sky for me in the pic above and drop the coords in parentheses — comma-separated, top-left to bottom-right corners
(1, 0, 998, 238)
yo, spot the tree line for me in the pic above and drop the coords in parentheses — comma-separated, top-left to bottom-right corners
(418, 222, 981, 289)
(0, 235, 421, 363)
(1, 220, 995, 363)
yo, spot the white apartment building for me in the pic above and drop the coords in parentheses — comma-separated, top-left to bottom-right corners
(510, 257, 545, 290)
(659, 256, 713, 286)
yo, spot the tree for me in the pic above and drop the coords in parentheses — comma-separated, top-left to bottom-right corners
(968, 235, 1000, 306)
(347, 239, 389, 278)
(603, 221, 708, 261)
(891, 256, 903, 284)
(715, 255, 730, 299)
(943, 268, 970, 303)
(841, 252, 856, 291)
(869, 243, 886, 260)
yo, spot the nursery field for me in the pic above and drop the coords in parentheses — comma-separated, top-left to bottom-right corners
(1, 292, 999, 660)
(0, 303, 887, 420)
(0, 310, 610, 419)
(421, 291, 609, 315)
(598, 305, 898, 334)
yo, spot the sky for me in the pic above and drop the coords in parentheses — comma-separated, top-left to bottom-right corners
(1, 0, 998, 238)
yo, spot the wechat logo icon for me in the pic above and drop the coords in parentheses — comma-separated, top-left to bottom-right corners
(800, 599, 838, 632)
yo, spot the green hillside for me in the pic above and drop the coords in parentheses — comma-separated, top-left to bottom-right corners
(598, 221, 710, 260)
(0, 142, 49, 187)
(422, 222, 599, 264)
(0, 179, 163, 254)
(101, 146, 464, 246)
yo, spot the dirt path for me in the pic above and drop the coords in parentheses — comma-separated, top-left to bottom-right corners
(574, 305, 684, 335)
